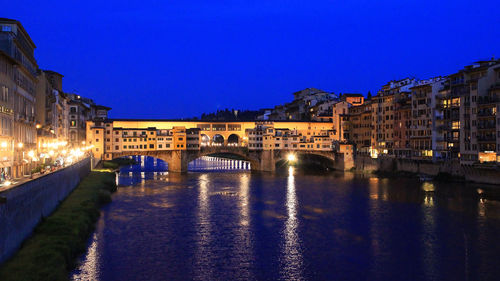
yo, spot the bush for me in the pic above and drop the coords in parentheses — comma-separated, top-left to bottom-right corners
(0, 171, 116, 281)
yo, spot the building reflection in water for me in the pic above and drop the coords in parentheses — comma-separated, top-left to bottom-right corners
(420, 181, 437, 280)
(194, 174, 214, 279)
(280, 166, 303, 280)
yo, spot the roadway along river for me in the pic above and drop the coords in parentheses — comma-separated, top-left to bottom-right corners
(71, 156, 500, 281)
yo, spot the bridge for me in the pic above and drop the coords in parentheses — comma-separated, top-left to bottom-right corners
(108, 145, 336, 172)
(86, 119, 347, 172)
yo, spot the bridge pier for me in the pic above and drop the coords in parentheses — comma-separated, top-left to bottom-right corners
(169, 150, 189, 173)
(259, 150, 275, 172)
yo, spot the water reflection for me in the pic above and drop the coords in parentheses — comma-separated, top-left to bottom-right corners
(194, 174, 214, 280)
(188, 156, 250, 171)
(280, 166, 303, 280)
(71, 157, 500, 281)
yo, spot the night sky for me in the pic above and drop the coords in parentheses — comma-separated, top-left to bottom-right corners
(5, 1, 500, 119)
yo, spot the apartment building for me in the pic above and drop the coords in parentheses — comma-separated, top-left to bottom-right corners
(247, 122, 334, 151)
(393, 93, 412, 158)
(409, 78, 446, 160)
(347, 100, 372, 155)
(0, 18, 38, 178)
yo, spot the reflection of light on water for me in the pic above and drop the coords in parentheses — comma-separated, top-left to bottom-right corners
(71, 233, 100, 281)
(421, 182, 437, 280)
(194, 174, 214, 279)
(234, 173, 253, 279)
(240, 174, 250, 226)
(280, 166, 303, 280)
(422, 182, 435, 192)
(188, 156, 251, 171)
(478, 199, 486, 217)
(368, 177, 388, 201)
(422, 182, 435, 207)
(424, 195, 434, 207)
(369, 178, 379, 200)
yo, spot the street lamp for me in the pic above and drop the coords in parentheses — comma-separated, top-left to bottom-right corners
(28, 150, 35, 179)
(287, 153, 297, 163)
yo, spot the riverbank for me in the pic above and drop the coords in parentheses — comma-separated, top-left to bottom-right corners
(353, 154, 500, 186)
(0, 170, 116, 281)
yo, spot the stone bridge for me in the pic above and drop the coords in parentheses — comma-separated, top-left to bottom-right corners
(109, 146, 336, 172)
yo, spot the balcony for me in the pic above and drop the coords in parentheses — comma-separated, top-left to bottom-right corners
(477, 123, 496, 130)
(477, 96, 499, 105)
(477, 110, 496, 118)
(477, 136, 496, 142)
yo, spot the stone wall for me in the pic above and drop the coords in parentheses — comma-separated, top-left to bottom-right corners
(354, 155, 500, 185)
(0, 158, 91, 264)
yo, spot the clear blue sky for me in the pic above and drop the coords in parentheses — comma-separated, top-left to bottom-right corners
(4, 1, 500, 118)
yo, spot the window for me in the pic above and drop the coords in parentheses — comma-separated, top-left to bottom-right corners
(71, 120, 76, 127)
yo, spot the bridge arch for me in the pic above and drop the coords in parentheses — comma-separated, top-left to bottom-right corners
(187, 146, 260, 170)
(274, 150, 335, 170)
(212, 134, 224, 145)
(227, 134, 239, 146)
(201, 134, 210, 146)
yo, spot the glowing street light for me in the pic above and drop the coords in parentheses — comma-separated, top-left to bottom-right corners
(1, 142, 7, 148)
(287, 153, 297, 162)
(18, 142, 23, 148)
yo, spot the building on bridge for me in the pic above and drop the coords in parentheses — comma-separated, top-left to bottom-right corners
(86, 119, 343, 172)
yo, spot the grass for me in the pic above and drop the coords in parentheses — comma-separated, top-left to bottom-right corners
(0, 170, 117, 281)
(102, 157, 137, 169)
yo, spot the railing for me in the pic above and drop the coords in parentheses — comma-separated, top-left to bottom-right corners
(478, 97, 499, 105)
(477, 136, 496, 142)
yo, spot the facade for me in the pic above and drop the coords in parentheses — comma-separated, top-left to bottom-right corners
(67, 93, 110, 148)
(331, 101, 350, 142)
(409, 78, 445, 160)
(0, 18, 38, 178)
(346, 60, 500, 164)
(340, 93, 364, 106)
(393, 93, 411, 158)
(86, 120, 336, 161)
(348, 100, 373, 155)
(0, 18, 111, 180)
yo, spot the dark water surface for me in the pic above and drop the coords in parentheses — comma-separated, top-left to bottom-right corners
(72, 156, 500, 281)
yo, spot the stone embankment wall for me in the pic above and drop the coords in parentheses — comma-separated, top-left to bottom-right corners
(354, 155, 500, 185)
(0, 158, 91, 264)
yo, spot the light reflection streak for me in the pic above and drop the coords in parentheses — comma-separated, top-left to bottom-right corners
(71, 233, 99, 280)
(234, 173, 253, 279)
(421, 181, 437, 280)
(280, 166, 303, 280)
(194, 174, 214, 279)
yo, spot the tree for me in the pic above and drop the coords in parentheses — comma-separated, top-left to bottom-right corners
(367, 91, 372, 100)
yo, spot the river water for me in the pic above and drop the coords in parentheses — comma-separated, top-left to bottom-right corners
(71, 156, 500, 281)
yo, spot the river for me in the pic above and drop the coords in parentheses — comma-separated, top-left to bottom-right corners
(71, 156, 500, 281)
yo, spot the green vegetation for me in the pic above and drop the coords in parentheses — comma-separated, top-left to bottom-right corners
(102, 157, 136, 169)
(0, 170, 117, 281)
(30, 164, 50, 174)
